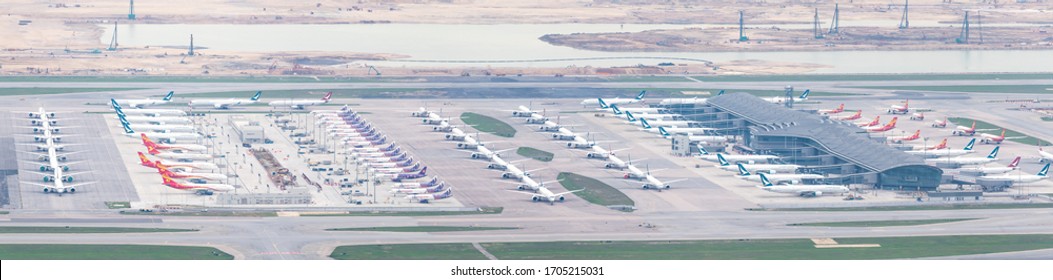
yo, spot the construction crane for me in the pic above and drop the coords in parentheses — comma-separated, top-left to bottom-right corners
(813, 8, 824, 39)
(128, 0, 136, 20)
(366, 65, 381, 76)
(107, 22, 118, 51)
(956, 12, 970, 44)
(738, 10, 749, 42)
(828, 3, 840, 34)
(899, 0, 909, 29)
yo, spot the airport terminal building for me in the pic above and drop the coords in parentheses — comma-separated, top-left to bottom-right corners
(663, 92, 943, 190)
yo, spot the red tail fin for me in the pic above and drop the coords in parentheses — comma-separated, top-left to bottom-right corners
(146, 145, 160, 155)
(1009, 156, 1021, 168)
(160, 174, 175, 185)
(140, 133, 156, 147)
(323, 92, 333, 101)
(1000, 129, 1006, 138)
(912, 130, 921, 138)
(137, 152, 152, 165)
(970, 121, 976, 130)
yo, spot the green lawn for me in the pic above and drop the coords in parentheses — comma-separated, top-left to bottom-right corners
(326, 226, 518, 232)
(753, 203, 1053, 212)
(301, 207, 503, 217)
(460, 112, 517, 138)
(331, 243, 487, 260)
(0, 244, 233, 260)
(0, 76, 390, 83)
(0, 87, 149, 96)
(331, 234, 1053, 260)
(692, 73, 1053, 82)
(858, 85, 1053, 94)
(947, 117, 1052, 146)
(0, 226, 197, 234)
(104, 201, 131, 209)
(516, 147, 554, 162)
(0, 211, 9, 215)
(557, 172, 634, 210)
(605, 76, 693, 82)
(789, 218, 979, 227)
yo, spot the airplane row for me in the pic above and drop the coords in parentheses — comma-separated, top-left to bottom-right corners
(416, 107, 570, 204)
(316, 106, 449, 203)
(513, 104, 683, 191)
(16, 107, 93, 194)
(113, 90, 334, 110)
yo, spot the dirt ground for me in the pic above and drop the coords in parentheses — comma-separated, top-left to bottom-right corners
(1, 0, 1050, 76)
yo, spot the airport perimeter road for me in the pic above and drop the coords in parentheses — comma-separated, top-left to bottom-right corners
(0, 207, 1051, 259)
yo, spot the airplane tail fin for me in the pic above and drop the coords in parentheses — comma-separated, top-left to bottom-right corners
(1008, 156, 1021, 168)
(110, 98, 122, 110)
(137, 152, 151, 165)
(121, 121, 134, 134)
(597, 98, 608, 109)
(886, 117, 898, 128)
(697, 144, 709, 155)
(140, 133, 156, 147)
(146, 145, 160, 155)
(758, 173, 773, 187)
(1000, 129, 1006, 138)
(799, 89, 810, 99)
(716, 89, 725, 96)
(419, 167, 427, 175)
(1039, 163, 1050, 177)
(736, 163, 751, 176)
(160, 174, 175, 185)
(658, 127, 669, 137)
(987, 146, 1000, 159)
(163, 91, 174, 101)
(716, 153, 729, 166)
(912, 129, 921, 139)
(636, 90, 647, 100)
(640, 118, 651, 129)
(970, 121, 976, 130)
(610, 104, 622, 115)
(837, 103, 844, 111)
(322, 92, 333, 102)
(625, 111, 636, 122)
(251, 91, 262, 101)
(964, 138, 976, 151)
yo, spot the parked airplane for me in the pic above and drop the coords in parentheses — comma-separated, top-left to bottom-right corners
(393, 177, 441, 189)
(925, 146, 1000, 166)
(736, 163, 823, 184)
(856, 116, 880, 127)
(952, 121, 977, 136)
(911, 138, 947, 150)
(979, 129, 1022, 144)
(161, 174, 234, 193)
(581, 90, 646, 107)
(887, 99, 928, 114)
(978, 163, 1049, 184)
(510, 105, 537, 117)
(910, 112, 925, 121)
(762, 90, 809, 104)
(188, 91, 262, 109)
(405, 189, 453, 203)
(120, 121, 200, 143)
(146, 146, 214, 161)
(138, 152, 218, 171)
(696, 145, 778, 163)
(905, 138, 976, 157)
(604, 103, 662, 114)
(715, 154, 799, 173)
(110, 98, 185, 116)
(123, 122, 196, 133)
(932, 118, 948, 128)
(625, 111, 690, 126)
(411, 107, 436, 117)
(155, 165, 227, 181)
(390, 183, 447, 195)
(818, 104, 844, 114)
(118, 113, 192, 125)
(113, 91, 174, 108)
(1041, 147, 1053, 163)
(508, 186, 582, 205)
(832, 110, 862, 121)
(391, 167, 428, 182)
(864, 117, 898, 132)
(959, 156, 1021, 175)
(268, 92, 332, 109)
(654, 126, 712, 138)
(890, 130, 921, 144)
(757, 173, 849, 197)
